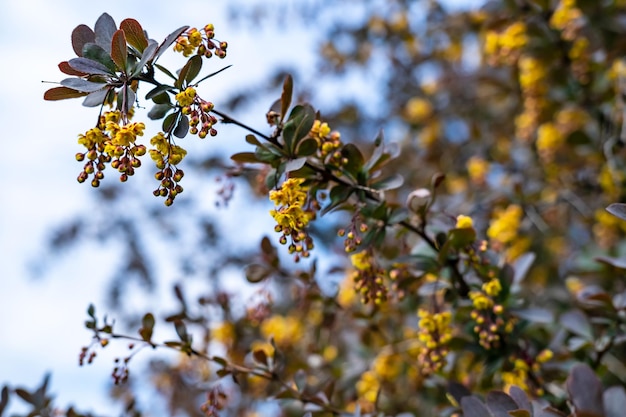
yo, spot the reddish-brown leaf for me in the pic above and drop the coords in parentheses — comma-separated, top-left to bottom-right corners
(71, 24, 95, 57)
(58, 61, 87, 76)
(43, 87, 88, 101)
(110, 29, 127, 71)
(120, 18, 148, 52)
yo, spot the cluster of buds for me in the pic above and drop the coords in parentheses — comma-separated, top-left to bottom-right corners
(416, 309, 453, 375)
(468, 277, 514, 349)
(149, 132, 186, 206)
(350, 250, 387, 304)
(112, 356, 130, 385)
(338, 214, 368, 253)
(308, 120, 343, 161)
(173, 24, 228, 59)
(76, 111, 146, 187)
(176, 87, 219, 138)
(78, 344, 98, 366)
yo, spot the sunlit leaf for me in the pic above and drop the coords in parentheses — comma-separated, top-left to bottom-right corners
(120, 18, 148, 52)
(110, 29, 128, 71)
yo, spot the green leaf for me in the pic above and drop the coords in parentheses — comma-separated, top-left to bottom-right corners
(82, 43, 118, 73)
(120, 18, 148, 52)
(246, 134, 261, 146)
(71, 24, 95, 57)
(60, 78, 106, 93)
(364, 129, 385, 172)
(87, 304, 95, 318)
(371, 173, 404, 191)
(110, 29, 128, 71)
(177, 55, 203, 89)
(155, 63, 177, 80)
(154, 25, 190, 62)
(245, 264, 270, 283)
(387, 207, 408, 224)
(67, 57, 113, 76)
(255, 145, 282, 163)
(94, 13, 117, 53)
(296, 138, 318, 156)
(163, 112, 177, 132)
(281, 74, 293, 121)
(231, 152, 260, 164)
(321, 184, 353, 215)
(340, 143, 365, 180)
(43, 87, 88, 101)
(448, 227, 476, 249)
(148, 103, 172, 120)
(173, 114, 189, 138)
(282, 104, 316, 155)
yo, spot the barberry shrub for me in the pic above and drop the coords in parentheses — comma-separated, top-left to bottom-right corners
(6, 2, 626, 416)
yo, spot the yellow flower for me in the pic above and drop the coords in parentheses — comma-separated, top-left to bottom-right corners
(455, 215, 474, 229)
(482, 278, 502, 297)
(211, 322, 235, 345)
(487, 204, 523, 244)
(536, 122, 564, 154)
(175, 87, 196, 107)
(310, 120, 331, 140)
(269, 178, 312, 232)
(260, 315, 303, 347)
(470, 291, 494, 310)
(356, 370, 380, 403)
(350, 250, 371, 271)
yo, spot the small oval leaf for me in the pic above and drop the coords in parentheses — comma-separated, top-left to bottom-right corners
(44, 87, 88, 101)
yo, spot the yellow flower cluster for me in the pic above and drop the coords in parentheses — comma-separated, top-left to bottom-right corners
(416, 309, 453, 375)
(501, 350, 553, 394)
(173, 24, 227, 58)
(484, 22, 528, 64)
(77, 127, 108, 148)
(356, 370, 380, 404)
(350, 251, 387, 305)
(487, 204, 523, 245)
(536, 122, 565, 162)
(515, 56, 548, 141)
(260, 314, 303, 348)
(469, 277, 512, 349)
(149, 132, 188, 166)
(269, 178, 312, 232)
(550, 0, 583, 40)
(175, 87, 197, 108)
(211, 322, 235, 346)
(309, 120, 342, 161)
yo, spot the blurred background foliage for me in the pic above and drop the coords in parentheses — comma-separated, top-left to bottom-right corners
(11, 0, 626, 416)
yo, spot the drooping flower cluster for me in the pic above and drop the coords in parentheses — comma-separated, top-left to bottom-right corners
(173, 24, 228, 58)
(309, 119, 343, 162)
(149, 132, 186, 206)
(176, 87, 219, 139)
(501, 349, 553, 395)
(416, 309, 453, 375)
(483, 22, 528, 65)
(469, 277, 514, 350)
(350, 250, 387, 304)
(269, 178, 315, 262)
(76, 111, 146, 187)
